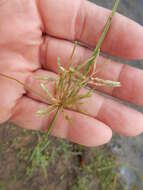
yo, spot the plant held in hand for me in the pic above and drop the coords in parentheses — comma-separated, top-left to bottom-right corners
(0, 0, 120, 168)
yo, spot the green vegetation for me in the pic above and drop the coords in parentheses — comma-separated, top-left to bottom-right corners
(1, 124, 143, 190)
(70, 147, 120, 190)
(10, 127, 121, 190)
(0, 182, 5, 190)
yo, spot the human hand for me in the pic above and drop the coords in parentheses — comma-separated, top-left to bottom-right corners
(0, 0, 143, 147)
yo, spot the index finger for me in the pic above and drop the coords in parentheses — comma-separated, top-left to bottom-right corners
(39, 0, 143, 59)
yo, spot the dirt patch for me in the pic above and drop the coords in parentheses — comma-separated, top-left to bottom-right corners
(0, 124, 122, 190)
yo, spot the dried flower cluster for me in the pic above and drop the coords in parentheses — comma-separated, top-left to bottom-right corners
(36, 0, 120, 136)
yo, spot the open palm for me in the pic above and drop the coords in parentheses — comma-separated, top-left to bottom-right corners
(0, 0, 143, 146)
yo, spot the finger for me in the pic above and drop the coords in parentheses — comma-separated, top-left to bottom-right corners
(41, 36, 143, 106)
(26, 69, 143, 137)
(10, 96, 112, 147)
(39, 0, 143, 59)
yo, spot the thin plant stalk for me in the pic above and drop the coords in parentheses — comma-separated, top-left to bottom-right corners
(83, 0, 120, 75)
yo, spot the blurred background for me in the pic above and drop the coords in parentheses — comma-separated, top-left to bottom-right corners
(0, 1, 143, 190)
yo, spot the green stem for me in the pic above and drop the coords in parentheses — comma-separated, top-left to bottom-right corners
(41, 107, 61, 152)
(112, 175, 118, 190)
(93, 0, 120, 53)
(47, 107, 61, 136)
(83, 0, 120, 75)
